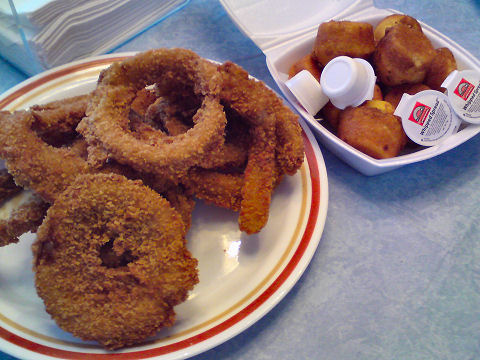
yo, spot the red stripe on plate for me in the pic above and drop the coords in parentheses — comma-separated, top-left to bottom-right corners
(0, 56, 128, 109)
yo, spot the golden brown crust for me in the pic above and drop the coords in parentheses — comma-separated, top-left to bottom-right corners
(219, 61, 304, 176)
(0, 192, 49, 247)
(0, 110, 93, 203)
(288, 53, 322, 80)
(0, 168, 23, 203)
(373, 24, 435, 86)
(162, 185, 196, 231)
(182, 169, 244, 211)
(142, 96, 249, 171)
(30, 93, 90, 145)
(313, 21, 375, 67)
(321, 101, 343, 130)
(425, 47, 457, 91)
(219, 61, 303, 233)
(338, 106, 407, 159)
(239, 116, 277, 234)
(80, 49, 227, 181)
(129, 88, 157, 120)
(33, 173, 198, 349)
(373, 14, 423, 43)
(384, 83, 431, 109)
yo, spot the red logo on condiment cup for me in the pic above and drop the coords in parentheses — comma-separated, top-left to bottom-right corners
(454, 78, 474, 100)
(408, 101, 431, 126)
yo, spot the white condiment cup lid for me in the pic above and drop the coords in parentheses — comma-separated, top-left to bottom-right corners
(319, 56, 376, 110)
(394, 90, 462, 146)
(441, 69, 480, 124)
(285, 70, 329, 115)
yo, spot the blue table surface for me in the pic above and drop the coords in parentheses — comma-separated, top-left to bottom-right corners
(1, 0, 480, 359)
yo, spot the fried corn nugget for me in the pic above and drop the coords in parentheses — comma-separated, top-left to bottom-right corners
(338, 106, 407, 159)
(384, 83, 431, 109)
(373, 14, 423, 43)
(313, 20, 375, 67)
(363, 100, 395, 114)
(373, 24, 435, 86)
(321, 101, 343, 130)
(288, 53, 322, 80)
(425, 47, 457, 91)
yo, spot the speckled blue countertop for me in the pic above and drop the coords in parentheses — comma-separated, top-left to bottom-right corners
(0, 1, 479, 359)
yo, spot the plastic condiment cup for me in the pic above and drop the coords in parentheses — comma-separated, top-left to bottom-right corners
(285, 70, 329, 115)
(394, 90, 462, 146)
(319, 56, 376, 110)
(441, 69, 480, 124)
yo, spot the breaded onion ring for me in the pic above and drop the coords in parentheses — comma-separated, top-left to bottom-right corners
(0, 110, 92, 203)
(33, 173, 198, 349)
(238, 119, 277, 234)
(143, 96, 249, 170)
(219, 62, 304, 176)
(0, 191, 48, 247)
(182, 169, 245, 211)
(162, 185, 196, 231)
(80, 48, 227, 180)
(0, 168, 23, 202)
(30, 93, 90, 145)
(219, 61, 303, 233)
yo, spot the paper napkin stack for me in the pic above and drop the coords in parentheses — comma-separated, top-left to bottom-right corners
(0, 0, 188, 75)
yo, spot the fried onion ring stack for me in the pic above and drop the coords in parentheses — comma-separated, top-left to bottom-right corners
(0, 48, 305, 349)
(78, 49, 304, 234)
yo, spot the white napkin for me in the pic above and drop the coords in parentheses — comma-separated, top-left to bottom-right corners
(0, 0, 188, 75)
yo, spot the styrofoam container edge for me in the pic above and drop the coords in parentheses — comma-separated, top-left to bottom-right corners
(221, 0, 480, 175)
(265, 6, 480, 175)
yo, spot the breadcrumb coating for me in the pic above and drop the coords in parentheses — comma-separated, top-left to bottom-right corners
(33, 173, 198, 349)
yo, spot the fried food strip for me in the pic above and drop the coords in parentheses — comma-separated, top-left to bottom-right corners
(273, 100, 305, 176)
(80, 48, 227, 180)
(0, 111, 92, 203)
(33, 173, 198, 350)
(0, 168, 23, 202)
(182, 169, 244, 211)
(219, 61, 304, 176)
(238, 118, 277, 234)
(30, 93, 90, 144)
(162, 185, 196, 231)
(0, 192, 49, 247)
(219, 62, 291, 233)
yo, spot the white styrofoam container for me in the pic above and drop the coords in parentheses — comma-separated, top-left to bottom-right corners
(220, 0, 480, 175)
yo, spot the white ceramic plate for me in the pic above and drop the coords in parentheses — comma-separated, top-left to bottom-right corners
(220, 0, 480, 175)
(0, 54, 328, 360)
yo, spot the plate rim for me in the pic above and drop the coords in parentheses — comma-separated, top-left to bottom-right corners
(0, 53, 329, 360)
